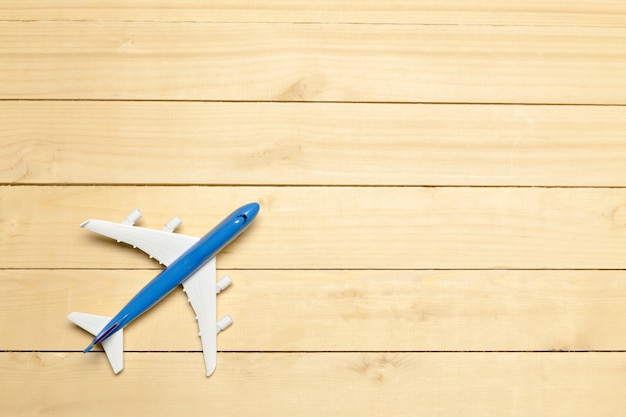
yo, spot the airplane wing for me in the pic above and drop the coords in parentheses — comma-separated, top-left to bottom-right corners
(80, 217, 199, 266)
(182, 257, 233, 377)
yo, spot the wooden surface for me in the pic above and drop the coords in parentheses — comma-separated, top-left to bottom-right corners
(1, 2, 625, 416)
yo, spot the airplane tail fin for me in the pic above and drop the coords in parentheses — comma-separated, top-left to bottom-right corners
(68, 312, 124, 374)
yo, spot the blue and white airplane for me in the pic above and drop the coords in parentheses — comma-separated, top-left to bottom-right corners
(68, 202, 260, 376)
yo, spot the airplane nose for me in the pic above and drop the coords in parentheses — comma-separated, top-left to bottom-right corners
(234, 202, 260, 227)
(243, 202, 260, 221)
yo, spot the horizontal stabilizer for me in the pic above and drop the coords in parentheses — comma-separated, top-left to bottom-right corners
(101, 329, 124, 374)
(68, 312, 111, 336)
(68, 312, 125, 374)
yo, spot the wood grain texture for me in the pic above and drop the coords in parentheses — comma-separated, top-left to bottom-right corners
(2, 352, 625, 417)
(2, 269, 626, 352)
(3, 101, 626, 186)
(2, 1, 626, 26)
(2, 22, 626, 104)
(2, 186, 626, 270)
(2, 2, 626, 415)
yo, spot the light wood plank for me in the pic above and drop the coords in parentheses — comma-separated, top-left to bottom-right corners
(1, 352, 624, 417)
(2, 1, 626, 26)
(2, 269, 626, 351)
(2, 3, 623, 416)
(2, 22, 626, 104)
(3, 101, 626, 186)
(2, 186, 626, 270)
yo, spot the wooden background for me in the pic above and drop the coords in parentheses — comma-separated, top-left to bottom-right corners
(1, 2, 626, 416)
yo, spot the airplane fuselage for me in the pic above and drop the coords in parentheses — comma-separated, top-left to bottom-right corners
(85, 202, 260, 352)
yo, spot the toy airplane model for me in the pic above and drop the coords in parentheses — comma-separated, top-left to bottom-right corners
(68, 202, 260, 376)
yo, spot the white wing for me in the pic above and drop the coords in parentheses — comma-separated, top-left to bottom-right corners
(80, 219, 199, 266)
(182, 257, 219, 376)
